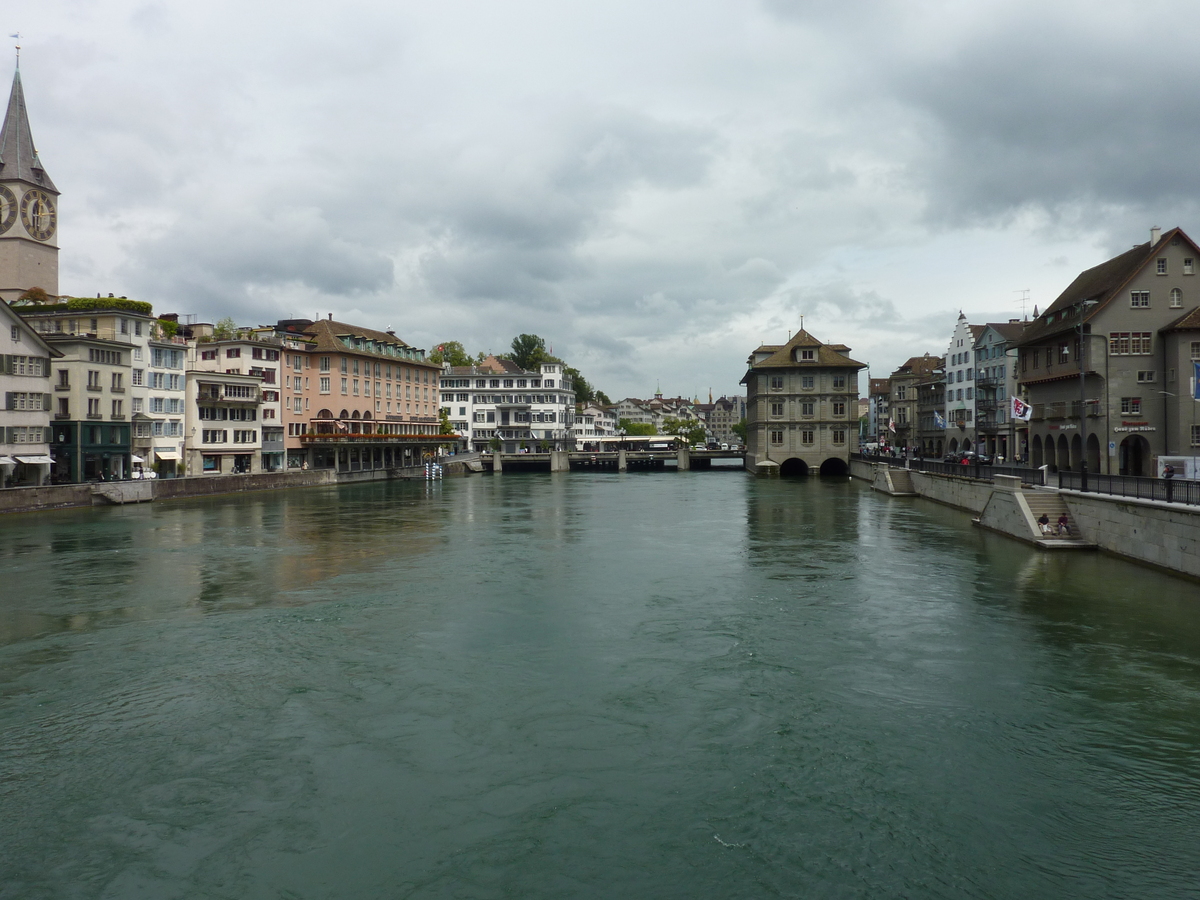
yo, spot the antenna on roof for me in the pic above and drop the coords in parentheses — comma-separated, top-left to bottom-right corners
(1015, 288, 1030, 321)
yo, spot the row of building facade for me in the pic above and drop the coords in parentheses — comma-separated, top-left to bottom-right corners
(868, 226, 1200, 477)
(0, 303, 450, 485)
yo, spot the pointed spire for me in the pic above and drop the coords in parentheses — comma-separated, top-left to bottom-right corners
(0, 65, 57, 192)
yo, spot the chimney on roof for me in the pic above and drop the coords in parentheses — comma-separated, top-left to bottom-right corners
(1151, 226, 1162, 246)
(328, 313, 332, 320)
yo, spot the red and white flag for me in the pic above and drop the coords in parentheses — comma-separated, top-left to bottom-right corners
(1011, 397, 1032, 422)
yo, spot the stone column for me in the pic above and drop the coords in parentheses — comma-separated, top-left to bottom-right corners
(677, 446, 690, 471)
(492, 452, 503, 474)
(618, 448, 627, 472)
(550, 450, 569, 472)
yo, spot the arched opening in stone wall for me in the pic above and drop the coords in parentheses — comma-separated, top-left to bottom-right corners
(819, 458, 849, 476)
(779, 457, 809, 477)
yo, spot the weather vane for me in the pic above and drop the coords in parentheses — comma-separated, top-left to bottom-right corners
(9, 33, 20, 66)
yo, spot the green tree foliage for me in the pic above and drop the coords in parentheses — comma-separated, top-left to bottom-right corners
(565, 366, 593, 404)
(619, 418, 656, 436)
(438, 408, 458, 435)
(594, 390, 611, 406)
(213, 316, 238, 340)
(429, 341, 473, 367)
(510, 334, 548, 370)
(157, 319, 179, 339)
(731, 418, 747, 442)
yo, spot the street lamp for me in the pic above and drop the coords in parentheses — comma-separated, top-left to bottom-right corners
(1077, 299, 1098, 490)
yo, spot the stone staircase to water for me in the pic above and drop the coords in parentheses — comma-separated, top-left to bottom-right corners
(976, 477, 1095, 550)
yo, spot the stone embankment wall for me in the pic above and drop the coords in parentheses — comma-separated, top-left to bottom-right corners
(1061, 491, 1200, 579)
(907, 472, 994, 514)
(853, 462, 1200, 580)
(0, 483, 94, 514)
(0, 465, 441, 515)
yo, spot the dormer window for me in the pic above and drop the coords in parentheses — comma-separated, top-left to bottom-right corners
(800, 349, 815, 361)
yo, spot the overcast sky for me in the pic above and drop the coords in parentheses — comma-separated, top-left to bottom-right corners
(11, 0, 1200, 399)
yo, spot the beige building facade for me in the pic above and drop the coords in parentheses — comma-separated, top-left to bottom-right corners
(741, 329, 866, 476)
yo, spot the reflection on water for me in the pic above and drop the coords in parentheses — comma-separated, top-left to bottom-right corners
(2, 472, 1200, 898)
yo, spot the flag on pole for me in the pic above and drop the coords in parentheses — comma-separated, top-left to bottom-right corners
(934, 410, 946, 429)
(888, 418, 897, 434)
(1011, 396, 1032, 421)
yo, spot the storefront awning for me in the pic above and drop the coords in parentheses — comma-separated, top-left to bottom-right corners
(131, 454, 146, 463)
(14, 455, 53, 465)
(154, 450, 182, 461)
(0, 456, 15, 466)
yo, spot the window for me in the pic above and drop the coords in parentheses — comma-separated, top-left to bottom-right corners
(895, 386, 906, 401)
(769, 430, 784, 445)
(1137, 371, 1156, 383)
(1185, 258, 1195, 275)
(1157, 258, 1168, 275)
(151, 397, 165, 413)
(57, 397, 69, 416)
(769, 376, 784, 390)
(1120, 397, 1141, 415)
(1193, 425, 1200, 447)
(10, 325, 19, 342)
(832, 430, 846, 445)
(226, 348, 241, 358)
(1131, 290, 1150, 308)
(832, 401, 845, 416)
(896, 407, 908, 425)
(965, 388, 973, 400)
(956, 389, 963, 401)
(769, 402, 784, 417)
(1171, 288, 1182, 308)
(801, 376, 814, 389)
(832, 374, 846, 389)
(87, 398, 101, 417)
(340, 378, 348, 394)
(800, 402, 814, 416)
(801, 430, 814, 444)
(201, 349, 217, 360)
(1058, 342, 1070, 362)
(319, 377, 330, 393)
(202, 429, 228, 444)
(1110, 332, 1153, 355)
(1192, 342, 1200, 360)
(800, 349, 815, 361)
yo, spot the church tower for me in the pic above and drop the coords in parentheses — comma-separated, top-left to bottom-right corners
(0, 62, 58, 302)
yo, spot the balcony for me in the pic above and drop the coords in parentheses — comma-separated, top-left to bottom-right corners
(196, 390, 261, 404)
(87, 384, 102, 392)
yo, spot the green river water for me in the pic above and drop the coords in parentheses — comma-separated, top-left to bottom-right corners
(2, 468, 1199, 899)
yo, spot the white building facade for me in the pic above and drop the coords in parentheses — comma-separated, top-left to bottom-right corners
(441, 356, 575, 453)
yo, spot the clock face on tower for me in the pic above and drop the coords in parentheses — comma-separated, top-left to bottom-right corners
(20, 188, 56, 242)
(0, 185, 16, 234)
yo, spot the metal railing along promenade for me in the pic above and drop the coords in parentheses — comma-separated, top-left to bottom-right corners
(1057, 470, 1200, 506)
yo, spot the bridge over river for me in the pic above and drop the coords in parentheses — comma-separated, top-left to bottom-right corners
(470, 446, 746, 473)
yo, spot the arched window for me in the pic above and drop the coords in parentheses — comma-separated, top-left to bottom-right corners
(339, 409, 349, 419)
(1171, 288, 1183, 308)
(317, 409, 333, 419)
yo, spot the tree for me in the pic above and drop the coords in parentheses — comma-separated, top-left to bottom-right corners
(429, 341, 473, 367)
(619, 418, 656, 436)
(565, 366, 593, 404)
(213, 316, 238, 340)
(594, 390, 611, 406)
(731, 418, 747, 442)
(438, 408, 458, 435)
(510, 334, 548, 370)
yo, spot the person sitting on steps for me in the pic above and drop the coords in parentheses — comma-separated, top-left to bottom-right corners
(1057, 513, 1070, 535)
(1037, 513, 1053, 535)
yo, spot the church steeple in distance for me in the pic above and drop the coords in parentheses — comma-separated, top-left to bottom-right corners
(0, 52, 60, 302)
